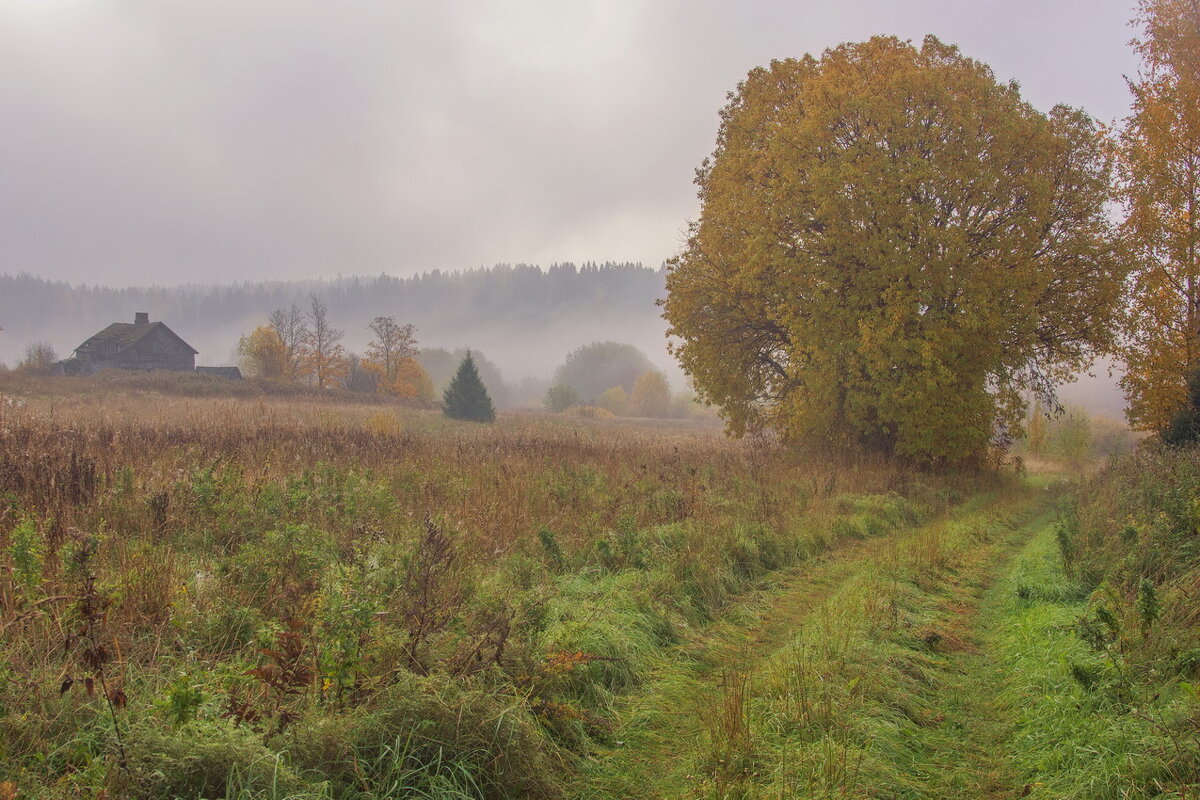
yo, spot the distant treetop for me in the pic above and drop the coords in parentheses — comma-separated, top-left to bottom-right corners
(551, 341, 657, 404)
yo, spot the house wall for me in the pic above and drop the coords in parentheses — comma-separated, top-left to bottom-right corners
(112, 350, 195, 371)
(74, 359, 119, 376)
(116, 327, 195, 371)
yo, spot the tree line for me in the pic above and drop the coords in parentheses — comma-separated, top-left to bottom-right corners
(237, 294, 498, 422)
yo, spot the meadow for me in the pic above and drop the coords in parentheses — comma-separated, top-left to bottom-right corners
(0, 374, 1193, 799)
(0, 374, 957, 799)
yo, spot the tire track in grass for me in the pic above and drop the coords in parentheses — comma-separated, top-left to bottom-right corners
(732, 502, 1051, 800)
(574, 538, 893, 800)
(574, 487, 1047, 799)
(875, 512, 1057, 799)
(961, 518, 1185, 799)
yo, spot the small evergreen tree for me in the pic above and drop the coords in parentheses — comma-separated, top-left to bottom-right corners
(443, 352, 495, 423)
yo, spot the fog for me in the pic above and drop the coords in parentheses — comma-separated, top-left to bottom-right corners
(1, 1, 1138, 287)
(1057, 357, 1128, 421)
(0, 267, 1130, 418)
(0, 1, 1141, 417)
(0, 267, 686, 402)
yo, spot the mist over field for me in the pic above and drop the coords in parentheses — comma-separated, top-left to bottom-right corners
(0, 265, 688, 400)
(0, 1, 1141, 419)
(0, 265, 1127, 416)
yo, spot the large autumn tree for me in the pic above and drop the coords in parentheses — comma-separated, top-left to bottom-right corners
(1118, 0, 1200, 432)
(662, 35, 1124, 464)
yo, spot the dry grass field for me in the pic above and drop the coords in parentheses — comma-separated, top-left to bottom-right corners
(5, 373, 1187, 800)
(1, 374, 959, 799)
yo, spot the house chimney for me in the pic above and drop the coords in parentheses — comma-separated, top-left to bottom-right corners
(134, 312, 149, 325)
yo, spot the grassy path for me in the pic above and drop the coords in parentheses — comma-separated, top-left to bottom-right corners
(880, 514, 1050, 799)
(960, 514, 1191, 799)
(574, 535, 906, 799)
(858, 506, 1196, 800)
(574, 485, 1055, 799)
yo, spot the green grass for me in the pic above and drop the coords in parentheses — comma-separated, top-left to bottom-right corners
(981, 522, 1197, 799)
(6, 384, 1188, 799)
(574, 487, 1047, 799)
(0, 392, 974, 799)
(577, 478, 1200, 800)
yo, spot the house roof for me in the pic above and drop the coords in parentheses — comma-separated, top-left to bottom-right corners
(75, 321, 199, 356)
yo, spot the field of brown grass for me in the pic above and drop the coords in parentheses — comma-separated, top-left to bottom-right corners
(0, 376, 968, 799)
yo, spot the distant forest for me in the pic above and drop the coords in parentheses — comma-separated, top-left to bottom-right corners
(0, 263, 673, 388)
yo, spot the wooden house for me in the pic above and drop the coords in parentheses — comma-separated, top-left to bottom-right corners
(66, 312, 198, 375)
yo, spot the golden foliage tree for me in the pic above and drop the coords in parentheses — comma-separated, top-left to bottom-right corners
(662, 35, 1124, 463)
(387, 358, 435, 400)
(363, 316, 430, 397)
(597, 385, 630, 416)
(1118, 0, 1200, 431)
(237, 326, 288, 380)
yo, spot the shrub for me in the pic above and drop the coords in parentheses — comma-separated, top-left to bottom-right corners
(597, 385, 629, 416)
(544, 384, 578, 413)
(629, 371, 671, 418)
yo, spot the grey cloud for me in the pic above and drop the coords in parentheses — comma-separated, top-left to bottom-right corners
(0, 0, 1139, 287)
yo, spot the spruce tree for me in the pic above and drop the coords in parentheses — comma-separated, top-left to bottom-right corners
(443, 352, 496, 423)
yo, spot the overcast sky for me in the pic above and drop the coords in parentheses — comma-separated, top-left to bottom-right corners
(0, 0, 1141, 287)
